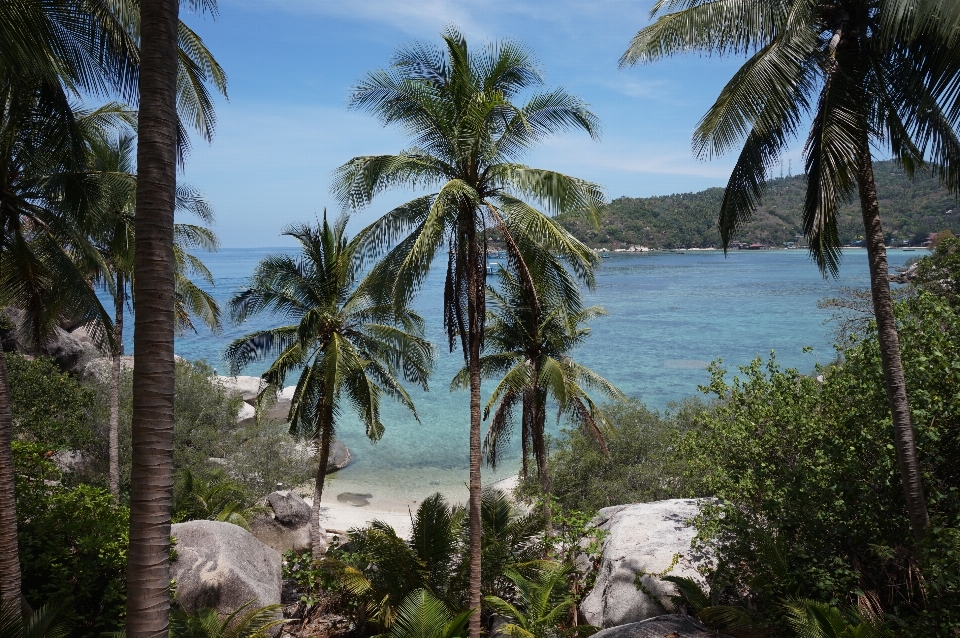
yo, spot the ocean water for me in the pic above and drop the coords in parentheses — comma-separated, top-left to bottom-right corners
(159, 247, 912, 499)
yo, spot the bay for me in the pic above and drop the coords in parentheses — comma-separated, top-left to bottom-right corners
(161, 247, 913, 497)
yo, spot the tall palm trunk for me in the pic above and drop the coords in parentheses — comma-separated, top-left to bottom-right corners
(126, 0, 181, 633)
(110, 274, 124, 501)
(855, 130, 930, 541)
(0, 353, 23, 618)
(465, 226, 483, 638)
(530, 385, 551, 538)
(311, 402, 334, 559)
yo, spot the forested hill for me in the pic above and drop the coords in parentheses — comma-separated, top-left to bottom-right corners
(558, 160, 960, 249)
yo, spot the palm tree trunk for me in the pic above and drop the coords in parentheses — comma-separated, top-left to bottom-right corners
(311, 411, 333, 559)
(531, 387, 551, 538)
(0, 353, 23, 618)
(466, 228, 483, 638)
(110, 274, 124, 501)
(855, 131, 930, 541)
(125, 0, 181, 632)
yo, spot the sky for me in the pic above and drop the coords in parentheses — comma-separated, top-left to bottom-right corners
(178, 0, 807, 248)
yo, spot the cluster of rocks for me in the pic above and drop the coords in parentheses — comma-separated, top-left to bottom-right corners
(169, 497, 720, 637)
(1, 307, 101, 373)
(171, 489, 331, 635)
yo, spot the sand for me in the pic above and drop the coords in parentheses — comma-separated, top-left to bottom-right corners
(303, 474, 520, 539)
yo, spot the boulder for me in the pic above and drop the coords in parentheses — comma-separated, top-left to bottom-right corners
(590, 616, 728, 638)
(237, 402, 257, 423)
(328, 440, 351, 471)
(170, 520, 282, 624)
(1, 308, 101, 372)
(250, 490, 325, 554)
(216, 375, 267, 402)
(268, 491, 311, 527)
(579, 499, 710, 628)
(81, 356, 134, 383)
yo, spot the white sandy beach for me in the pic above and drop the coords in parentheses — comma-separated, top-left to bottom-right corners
(303, 473, 519, 539)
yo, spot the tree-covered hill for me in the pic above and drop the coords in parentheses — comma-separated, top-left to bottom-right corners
(558, 160, 960, 249)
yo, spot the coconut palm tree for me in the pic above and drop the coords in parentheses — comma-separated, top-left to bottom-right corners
(0, 83, 132, 614)
(335, 30, 604, 637)
(225, 216, 434, 557)
(453, 267, 624, 522)
(621, 0, 960, 541)
(86, 129, 221, 500)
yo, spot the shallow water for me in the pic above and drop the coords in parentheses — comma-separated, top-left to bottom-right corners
(161, 247, 912, 498)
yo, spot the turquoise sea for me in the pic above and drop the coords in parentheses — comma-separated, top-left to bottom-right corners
(163, 248, 913, 497)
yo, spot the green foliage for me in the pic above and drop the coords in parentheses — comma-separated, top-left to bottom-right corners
(172, 469, 264, 530)
(676, 293, 960, 632)
(782, 599, 890, 638)
(484, 564, 593, 638)
(113, 359, 312, 498)
(387, 590, 473, 638)
(14, 444, 128, 637)
(536, 399, 699, 513)
(324, 490, 544, 632)
(0, 600, 73, 638)
(558, 163, 960, 249)
(169, 601, 286, 638)
(912, 236, 960, 305)
(6, 354, 95, 450)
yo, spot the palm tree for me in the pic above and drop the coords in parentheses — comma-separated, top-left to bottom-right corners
(387, 590, 473, 638)
(0, 83, 131, 615)
(335, 30, 604, 638)
(483, 564, 584, 638)
(621, 0, 960, 541)
(125, 0, 226, 631)
(169, 601, 286, 638)
(125, 0, 183, 630)
(225, 217, 434, 557)
(453, 267, 624, 521)
(87, 129, 221, 500)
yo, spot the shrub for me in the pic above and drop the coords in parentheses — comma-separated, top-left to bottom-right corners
(533, 398, 699, 514)
(15, 443, 128, 637)
(6, 353, 96, 450)
(677, 293, 960, 634)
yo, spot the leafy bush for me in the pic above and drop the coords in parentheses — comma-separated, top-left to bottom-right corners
(6, 353, 96, 450)
(532, 398, 699, 513)
(677, 293, 960, 634)
(113, 359, 312, 499)
(14, 443, 128, 637)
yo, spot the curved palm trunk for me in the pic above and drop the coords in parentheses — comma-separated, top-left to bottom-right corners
(855, 131, 930, 541)
(465, 229, 483, 638)
(0, 353, 23, 618)
(126, 0, 181, 633)
(311, 404, 333, 559)
(110, 274, 124, 501)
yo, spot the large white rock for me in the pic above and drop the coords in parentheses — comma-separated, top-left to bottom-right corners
(216, 375, 267, 402)
(81, 356, 134, 382)
(579, 499, 710, 628)
(236, 402, 256, 423)
(170, 520, 282, 624)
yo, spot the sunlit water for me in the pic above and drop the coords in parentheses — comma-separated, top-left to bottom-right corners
(133, 248, 913, 500)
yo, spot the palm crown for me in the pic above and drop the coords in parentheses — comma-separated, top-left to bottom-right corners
(454, 267, 624, 474)
(622, 0, 960, 275)
(225, 215, 434, 555)
(334, 27, 604, 347)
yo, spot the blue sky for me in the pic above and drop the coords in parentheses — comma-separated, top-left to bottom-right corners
(180, 0, 806, 248)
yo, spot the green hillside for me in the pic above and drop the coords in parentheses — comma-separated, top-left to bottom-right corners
(558, 160, 960, 249)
